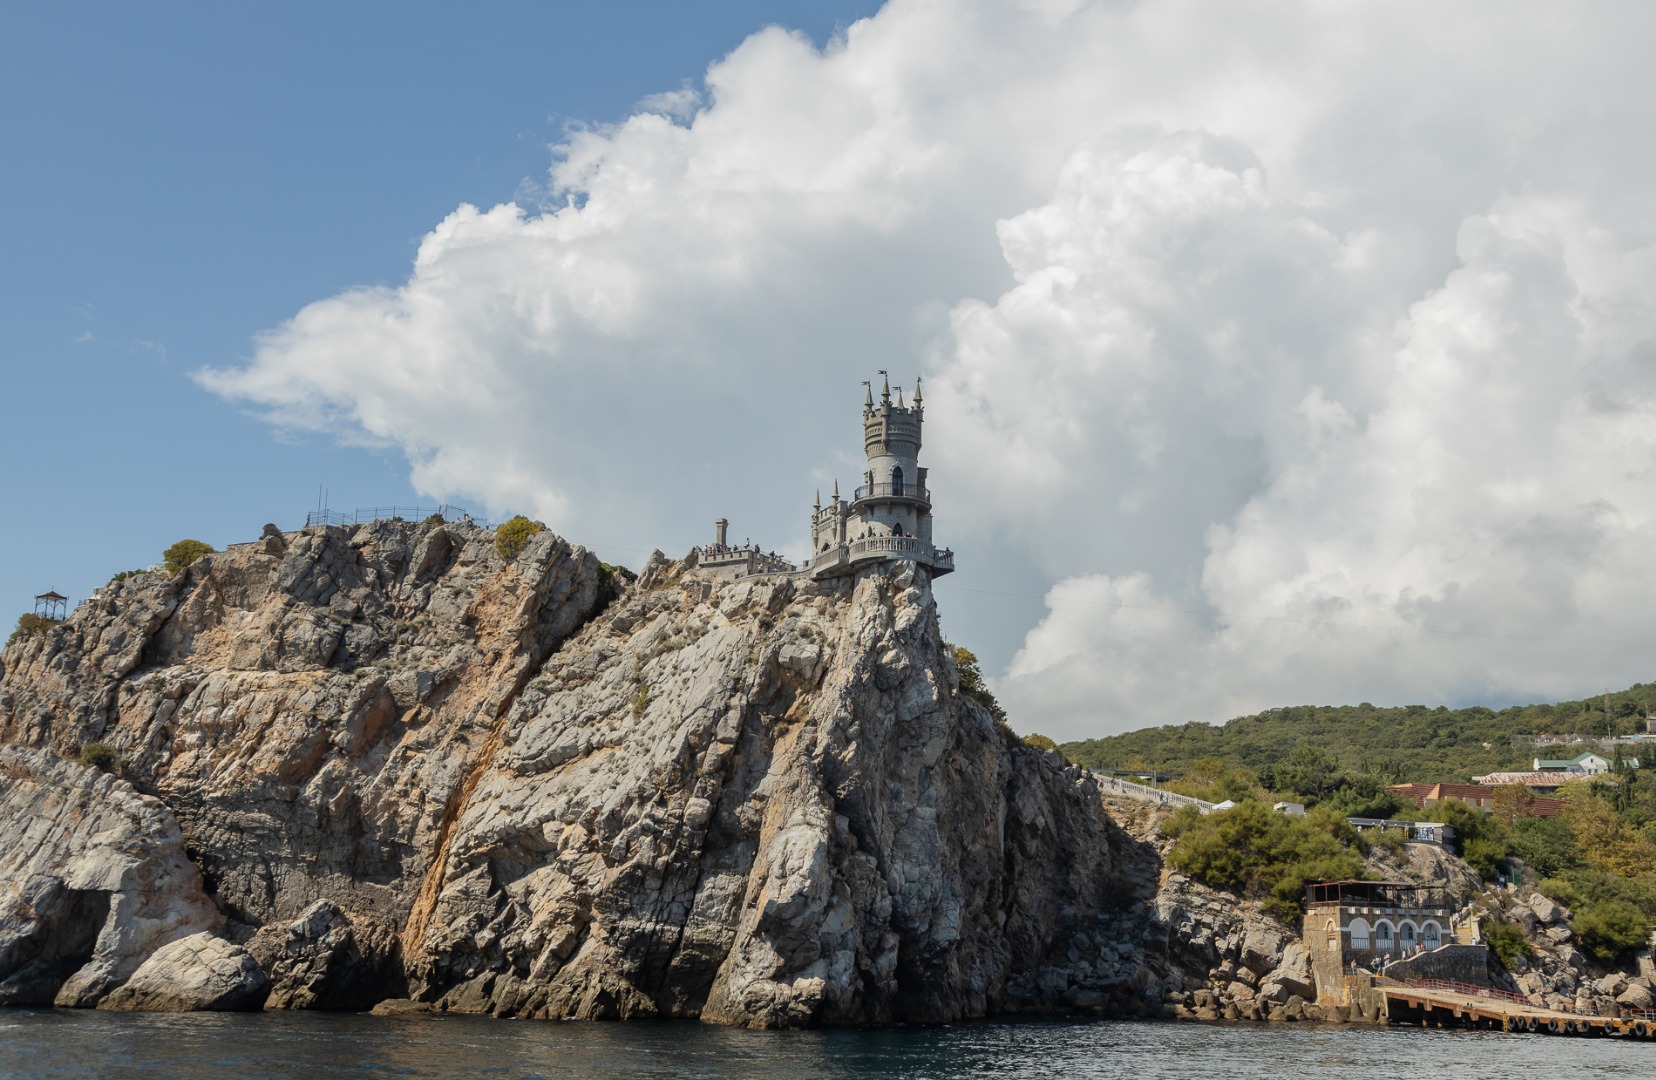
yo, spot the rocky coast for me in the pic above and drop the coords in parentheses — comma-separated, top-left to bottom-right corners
(2, 519, 1651, 1026)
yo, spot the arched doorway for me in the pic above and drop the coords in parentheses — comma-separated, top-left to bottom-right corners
(892, 523, 904, 537)
(890, 465, 904, 496)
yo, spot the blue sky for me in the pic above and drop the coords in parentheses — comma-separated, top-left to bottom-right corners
(6, 2, 1656, 739)
(0, 1, 879, 605)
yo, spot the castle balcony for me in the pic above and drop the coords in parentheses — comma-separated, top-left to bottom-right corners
(851, 481, 930, 508)
(806, 536, 954, 579)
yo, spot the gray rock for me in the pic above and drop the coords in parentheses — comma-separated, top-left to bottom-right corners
(98, 932, 269, 1011)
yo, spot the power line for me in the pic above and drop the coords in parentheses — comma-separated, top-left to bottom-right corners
(933, 583, 1656, 649)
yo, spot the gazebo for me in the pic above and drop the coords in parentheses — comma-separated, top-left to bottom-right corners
(34, 591, 68, 620)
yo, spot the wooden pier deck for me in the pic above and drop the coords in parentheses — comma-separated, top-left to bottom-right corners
(1380, 979, 1656, 1039)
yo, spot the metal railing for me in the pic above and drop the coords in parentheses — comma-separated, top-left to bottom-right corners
(1388, 977, 1530, 1006)
(1095, 773, 1218, 812)
(852, 481, 930, 504)
(305, 504, 487, 529)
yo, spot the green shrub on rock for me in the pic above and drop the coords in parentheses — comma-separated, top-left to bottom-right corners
(79, 743, 118, 773)
(163, 539, 215, 575)
(494, 515, 544, 560)
(1161, 800, 1366, 923)
(7, 612, 62, 650)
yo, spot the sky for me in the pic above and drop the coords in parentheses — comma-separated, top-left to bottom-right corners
(5, 1, 1656, 742)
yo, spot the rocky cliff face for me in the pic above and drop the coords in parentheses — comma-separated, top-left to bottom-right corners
(0, 520, 1154, 1025)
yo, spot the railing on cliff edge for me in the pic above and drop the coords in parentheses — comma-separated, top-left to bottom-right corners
(305, 504, 488, 529)
(1094, 773, 1218, 813)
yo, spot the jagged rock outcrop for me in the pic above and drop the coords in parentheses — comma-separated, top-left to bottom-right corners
(0, 745, 219, 1006)
(0, 520, 1153, 1024)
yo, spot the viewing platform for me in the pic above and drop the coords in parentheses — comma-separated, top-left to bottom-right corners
(851, 481, 930, 507)
(806, 535, 953, 579)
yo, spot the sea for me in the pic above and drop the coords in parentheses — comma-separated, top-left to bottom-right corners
(2, 1010, 1653, 1080)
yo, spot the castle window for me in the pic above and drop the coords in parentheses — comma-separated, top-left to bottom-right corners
(893, 523, 903, 537)
(891, 465, 904, 496)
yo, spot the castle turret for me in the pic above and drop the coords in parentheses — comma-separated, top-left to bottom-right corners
(809, 376, 953, 580)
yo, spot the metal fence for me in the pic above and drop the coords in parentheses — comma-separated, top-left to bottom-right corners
(304, 504, 488, 529)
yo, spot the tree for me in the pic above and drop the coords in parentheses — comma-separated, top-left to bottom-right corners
(949, 644, 1007, 723)
(1023, 733, 1059, 753)
(1491, 784, 1535, 827)
(163, 539, 215, 574)
(494, 515, 544, 560)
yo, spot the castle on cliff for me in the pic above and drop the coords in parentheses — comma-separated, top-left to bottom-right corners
(698, 375, 954, 581)
(806, 374, 953, 580)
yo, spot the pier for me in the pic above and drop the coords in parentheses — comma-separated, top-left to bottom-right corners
(1375, 977, 1656, 1039)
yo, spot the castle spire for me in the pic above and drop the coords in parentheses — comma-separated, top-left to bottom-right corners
(914, 375, 923, 405)
(881, 370, 890, 404)
(814, 489, 821, 510)
(897, 386, 905, 408)
(832, 479, 840, 501)
(864, 380, 874, 409)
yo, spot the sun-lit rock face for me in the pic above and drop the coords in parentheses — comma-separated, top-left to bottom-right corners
(0, 520, 1151, 1024)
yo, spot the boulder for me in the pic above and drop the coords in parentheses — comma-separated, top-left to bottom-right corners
(1262, 943, 1317, 1002)
(1529, 893, 1566, 926)
(1239, 924, 1289, 974)
(98, 933, 269, 1011)
(250, 900, 379, 1010)
(1616, 980, 1654, 1011)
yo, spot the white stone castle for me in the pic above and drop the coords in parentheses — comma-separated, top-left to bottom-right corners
(697, 374, 954, 581)
(806, 374, 953, 581)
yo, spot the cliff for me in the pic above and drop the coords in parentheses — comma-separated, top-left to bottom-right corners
(0, 520, 1154, 1025)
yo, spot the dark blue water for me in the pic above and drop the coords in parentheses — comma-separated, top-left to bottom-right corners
(1, 1010, 1650, 1079)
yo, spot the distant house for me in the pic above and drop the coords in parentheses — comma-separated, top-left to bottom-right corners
(1531, 751, 1637, 775)
(1273, 801, 1307, 816)
(1388, 781, 1565, 817)
(1386, 782, 1496, 812)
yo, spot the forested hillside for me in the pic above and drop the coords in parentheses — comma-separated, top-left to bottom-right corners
(1061, 683, 1656, 784)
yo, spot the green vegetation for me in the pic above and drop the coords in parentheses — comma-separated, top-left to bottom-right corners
(1482, 916, 1532, 968)
(162, 539, 215, 575)
(1160, 801, 1367, 923)
(494, 515, 544, 560)
(1062, 684, 1656, 783)
(108, 568, 153, 584)
(78, 743, 118, 773)
(596, 562, 638, 609)
(950, 644, 1007, 723)
(6, 613, 62, 650)
(632, 682, 650, 718)
(1023, 733, 1060, 753)
(424, 512, 446, 524)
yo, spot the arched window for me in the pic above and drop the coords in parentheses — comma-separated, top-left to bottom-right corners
(1399, 921, 1418, 949)
(891, 465, 904, 496)
(1374, 921, 1394, 950)
(893, 522, 904, 537)
(1422, 921, 1442, 949)
(1348, 918, 1370, 950)
(1325, 918, 1338, 949)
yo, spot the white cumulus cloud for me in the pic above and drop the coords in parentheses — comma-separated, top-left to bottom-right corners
(202, 0, 1656, 739)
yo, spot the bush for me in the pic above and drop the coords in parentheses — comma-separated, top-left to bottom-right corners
(596, 562, 638, 609)
(1508, 816, 1582, 877)
(950, 644, 1007, 723)
(108, 568, 152, 585)
(163, 539, 215, 575)
(632, 683, 649, 718)
(6, 612, 61, 650)
(1574, 899, 1651, 962)
(494, 515, 544, 560)
(79, 743, 118, 772)
(424, 512, 446, 524)
(1482, 916, 1531, 968)
(1023, 733, 1059, 753)
(1162, 800, 1367, 923)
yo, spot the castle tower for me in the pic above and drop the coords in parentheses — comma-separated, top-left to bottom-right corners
(809, 376, 954, 580)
